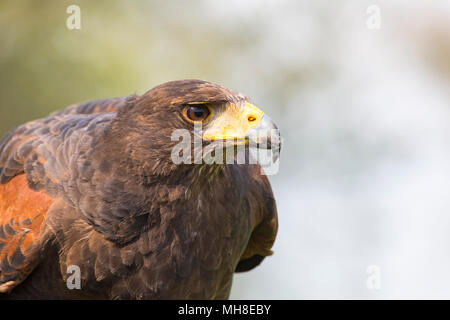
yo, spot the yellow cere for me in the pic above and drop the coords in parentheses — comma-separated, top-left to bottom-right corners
(202, 102, 264, 142)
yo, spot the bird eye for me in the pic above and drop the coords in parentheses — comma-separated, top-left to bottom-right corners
(183, 104, 211, 122)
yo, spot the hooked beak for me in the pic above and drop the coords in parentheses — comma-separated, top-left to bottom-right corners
(245, 114, 282, 162)
(202, 103, 281, 162)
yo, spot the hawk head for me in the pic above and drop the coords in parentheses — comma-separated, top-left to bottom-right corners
(109, 79, 281, 177)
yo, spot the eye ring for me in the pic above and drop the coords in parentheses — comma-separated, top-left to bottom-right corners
(183, 104, 212, 123)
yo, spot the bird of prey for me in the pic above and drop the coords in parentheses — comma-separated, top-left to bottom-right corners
(0, 80, 280, 299)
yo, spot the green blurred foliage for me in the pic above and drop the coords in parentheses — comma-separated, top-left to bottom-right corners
(0, 0, 264, 136)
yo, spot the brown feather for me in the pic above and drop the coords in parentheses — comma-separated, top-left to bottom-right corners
(0, 80, 278, 299)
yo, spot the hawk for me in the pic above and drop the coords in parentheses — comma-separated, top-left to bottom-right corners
(0, 80, 280, 299)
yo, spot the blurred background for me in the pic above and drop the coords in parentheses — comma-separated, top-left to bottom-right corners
(1, 0, 450, 299)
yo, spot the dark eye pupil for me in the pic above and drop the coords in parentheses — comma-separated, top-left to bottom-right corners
(186, 105, 210, 121)
(193, 107, 204, 118)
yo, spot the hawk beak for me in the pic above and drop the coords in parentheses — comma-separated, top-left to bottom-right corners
(245, 114, 282, 162)
(202, 103, 281, 161)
